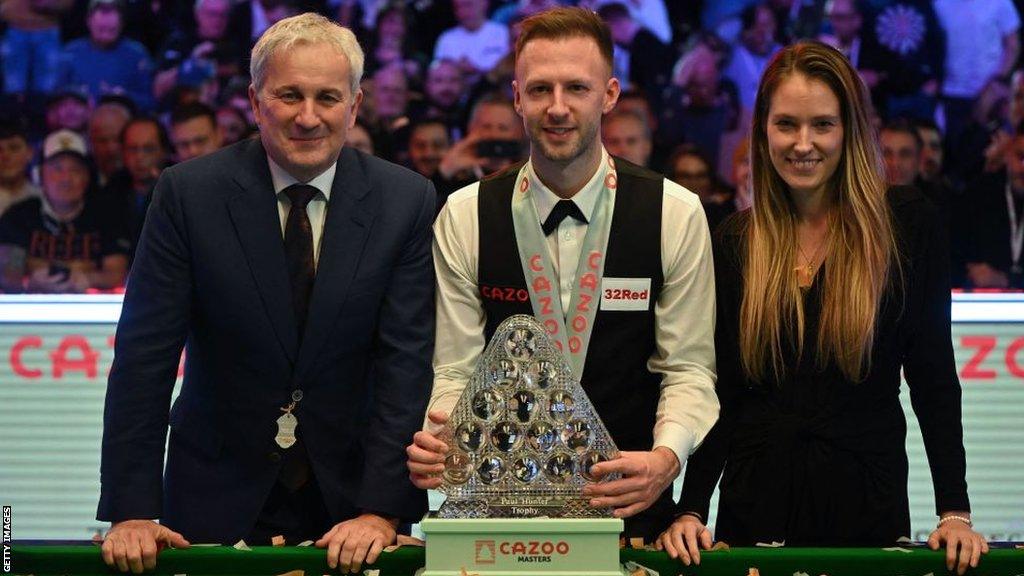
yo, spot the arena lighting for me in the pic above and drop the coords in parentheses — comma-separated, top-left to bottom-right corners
(3, 293, 1024, 324)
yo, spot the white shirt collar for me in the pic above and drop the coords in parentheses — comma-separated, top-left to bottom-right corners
(267, 156, 336, 202)
(527, 147, 610, 224)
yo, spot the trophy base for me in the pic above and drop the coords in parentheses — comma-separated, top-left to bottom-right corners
(437, 497, 612, 519)
(420, 516, 625, 576)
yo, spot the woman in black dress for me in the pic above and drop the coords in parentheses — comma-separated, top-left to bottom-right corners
(656, 41, 988, 575)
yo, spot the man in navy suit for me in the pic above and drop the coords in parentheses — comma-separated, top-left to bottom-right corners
(97, 13, 435, 574)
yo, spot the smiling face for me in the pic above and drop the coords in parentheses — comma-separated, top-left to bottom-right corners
(513, 36, 619, 172)
(250, 41, 361, 182)
(766, 72, 844, 199)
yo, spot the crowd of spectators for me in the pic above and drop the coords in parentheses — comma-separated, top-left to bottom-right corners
(1, 0, 1024, 292)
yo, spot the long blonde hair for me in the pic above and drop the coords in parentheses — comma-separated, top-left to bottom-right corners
(741, 41, 896, 383)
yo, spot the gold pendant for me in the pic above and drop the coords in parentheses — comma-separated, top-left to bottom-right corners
(795, 264, 813, 287)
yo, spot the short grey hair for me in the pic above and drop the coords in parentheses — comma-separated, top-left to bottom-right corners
(250, 12, 365, 96)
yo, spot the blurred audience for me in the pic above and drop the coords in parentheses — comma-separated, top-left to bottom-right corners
(602, 109, 652, 167)
(964, 128, 1024, 289)
(2, 0, 1022, 292)
(0, 122, 40, 215)
(345, 119, 376, 156)
(0, 129, 129, 293)
(437, 93, 525, 198)
(87, 102, 132, 185)
(170, 102, 223, 162)
(667, 143, 733, 231)
(406, 119, 452, 209)
(0, 0, 72, 99)
(102, 116, 171, 256)
(433, 0, 509, 80)
(58, 0, 155, 111)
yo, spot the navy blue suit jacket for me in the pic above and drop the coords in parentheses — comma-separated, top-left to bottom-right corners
(97, 138, 435, 543)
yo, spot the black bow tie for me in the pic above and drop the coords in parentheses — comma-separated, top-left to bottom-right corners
(541, 199, 588, 235)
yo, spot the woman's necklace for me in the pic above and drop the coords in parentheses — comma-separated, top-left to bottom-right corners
(795, 234, 827, 288)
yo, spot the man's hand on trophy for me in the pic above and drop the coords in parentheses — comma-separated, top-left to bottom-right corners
(406, 410, 450, 489)
(582, 447, 681, 518)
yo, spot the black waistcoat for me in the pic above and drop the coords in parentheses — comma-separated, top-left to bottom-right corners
(477, 158, 665, 453)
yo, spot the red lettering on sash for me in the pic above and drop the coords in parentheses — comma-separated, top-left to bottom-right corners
(579, 272, 598, 291)
(533, 276, 551, 293)
(544, 318, 559, 335)
(588, 251, 602, 270)
(568, 336, 582, 353)
(571, 315, 587, 332)
(577, 292, 592, 312)
(539, 296, 553, 315)
(530, 254, 543, 272)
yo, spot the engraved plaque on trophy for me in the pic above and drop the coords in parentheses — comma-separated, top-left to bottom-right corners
(435, 314, 621, 519)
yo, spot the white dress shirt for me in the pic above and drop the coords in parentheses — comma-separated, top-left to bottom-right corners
(268, 157, 335, 270)
(430, 149, 719, 463)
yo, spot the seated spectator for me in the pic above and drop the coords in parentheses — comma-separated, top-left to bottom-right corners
(659, 39, 740, 173)
(0, 0, 72, 99)
(169, 102, 223, 162)
(881, 120, 924, 187)
(216, 105, 251, 146)
(87, 102, 132, 186)
(366, 63, 412, 156)
(880, 118, 952, 220)
(963, 126, 1024, 288)
(915, 118, 950, 187)
(598, 2, 674, 93)
(667, 143, 733, 231)
(433, 0, 510, 80)
(616, 87, 657, 124)
(409, 59, 468, 132)
(585, 0, 673, 44)
(101, 116, 171, 256)
(953, 78, 1012, 184)
(0, 121, 40, 215)
(406, 119, 452, 207)
(363, 3, 425, 78)
(227, 0, 323, 50)
(153, 0, 242, 104)
(601, 109, 652, 167)
(437, 94, 525, 190)
(46, 87, 92, 135)
(221, 76, 257, 127)
(0, 130, 129, 293)
(58, 0, 155, 111)
(723, 3, 781, 122)
(346, 118, 376, 156)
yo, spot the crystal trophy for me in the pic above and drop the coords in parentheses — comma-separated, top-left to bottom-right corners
(422, 315, 625, 576)
(435, 314, 621, 519)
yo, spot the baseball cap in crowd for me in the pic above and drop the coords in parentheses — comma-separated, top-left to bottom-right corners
(43, 130, 90, 163)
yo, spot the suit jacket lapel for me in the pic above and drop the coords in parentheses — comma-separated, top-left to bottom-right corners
(227, 139, 299, 362)
(294, 147, 376, 381)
